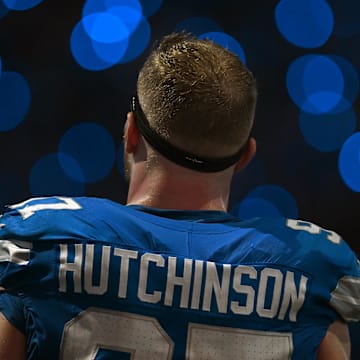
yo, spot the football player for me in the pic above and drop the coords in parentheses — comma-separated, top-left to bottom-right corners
(0, 33, 358, 359)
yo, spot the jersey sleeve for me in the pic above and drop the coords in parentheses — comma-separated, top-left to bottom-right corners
(284, 218, 360, 323)
(329, 255, 360, 322)
(0, 206, 47, 332)
(0, 238, 33, 334)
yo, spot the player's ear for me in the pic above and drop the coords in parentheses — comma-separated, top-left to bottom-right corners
(124, 112, 141, 154)
(234, 137, 256, 173)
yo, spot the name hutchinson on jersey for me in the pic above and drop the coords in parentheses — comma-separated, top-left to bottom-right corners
(58, 243, 308, 322)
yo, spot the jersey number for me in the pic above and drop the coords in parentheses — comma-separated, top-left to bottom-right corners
(9, 197, 81, 219)
(60, 308, 293, 359)
(286, 219, 341, 244)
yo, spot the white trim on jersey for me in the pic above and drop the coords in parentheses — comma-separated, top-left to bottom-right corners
(330, 276, 360, 322)
(0, 240, 32, 266)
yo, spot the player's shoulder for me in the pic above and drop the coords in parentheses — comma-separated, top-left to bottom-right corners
(244, 216, 343, 247)
(1, 196, 123, 215)
(0, 196, 123, 220)
(243, 216, 360, 321)
(240, 216, 356, 269)
(0, 196, 135, 241)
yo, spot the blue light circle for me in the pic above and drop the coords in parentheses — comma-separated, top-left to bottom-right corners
(139, 0, 163, 17)
(0, 71, 31, 131)
(29, 153, 85, 197)
(3, 0, 43, 10)
(299, 107, 356, 152)
(199, 32, 246, 64)
(79, 0, 148, 66)
(287, 55, 348, 114)
(175, 17, 223, 35)
(236, 185, 298, 219)
(338, 132, 360, 192)
(82, 13, 130, 64)
(58, 122, 116, 183)
(275, 0, 334, 48)
(70, 18, 128, 71)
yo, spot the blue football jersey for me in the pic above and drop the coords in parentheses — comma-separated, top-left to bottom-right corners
(0, 196, 358, 359)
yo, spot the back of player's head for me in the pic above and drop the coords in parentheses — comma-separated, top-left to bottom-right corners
(136, 33, 257, 164)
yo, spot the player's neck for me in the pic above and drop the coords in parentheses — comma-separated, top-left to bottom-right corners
(126, 165, 231, 212)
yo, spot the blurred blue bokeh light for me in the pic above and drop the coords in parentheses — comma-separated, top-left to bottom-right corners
(0, 71, 31, 131)
(73, 0, 149, 70)
(338, 132, 360, 192)
(30, 153, 85, 197)
(70, 17, 129, 71)
(3, 0, 43, 10)
(286, 55, 350, 114)
(233, 185, 299, 220)
(299, 108, 356, 152)
(175, 17, 223, 36)
(275, 0, 334, 48)
(199, 32, 246, 64)
(58, 122, 116, 183)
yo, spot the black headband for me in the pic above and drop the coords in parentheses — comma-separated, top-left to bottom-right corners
(130, 96, 248, 173)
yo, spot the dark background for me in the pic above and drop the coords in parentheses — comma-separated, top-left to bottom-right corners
(0, 0, 359, 356)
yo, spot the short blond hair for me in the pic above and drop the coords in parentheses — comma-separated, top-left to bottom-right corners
(137, 33, 257, 158)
